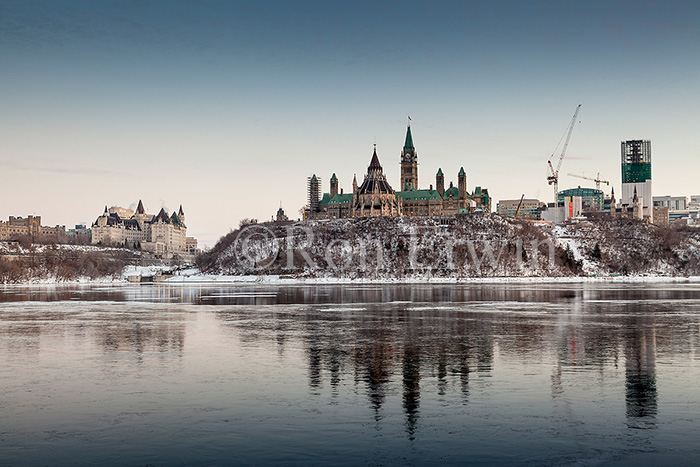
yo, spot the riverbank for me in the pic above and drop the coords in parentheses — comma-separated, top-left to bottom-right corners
(5, 268, 700, 287)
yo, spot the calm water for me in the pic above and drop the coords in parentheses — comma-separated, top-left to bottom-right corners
(1, 282, 699, 466)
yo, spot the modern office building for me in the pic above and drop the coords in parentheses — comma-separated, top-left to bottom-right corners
(497, 199, 543, 220)
(557, 187, 604, 211)
(653, 195, 687, 212)
(621, 140, 653, 222)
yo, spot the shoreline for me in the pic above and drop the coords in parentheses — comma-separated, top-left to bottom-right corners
(3, 273, 700, 287)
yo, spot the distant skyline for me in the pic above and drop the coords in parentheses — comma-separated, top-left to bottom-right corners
(2, 0, 699, 247)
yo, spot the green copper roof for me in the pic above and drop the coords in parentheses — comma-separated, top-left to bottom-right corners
(311, 174, 317, 181)
(318, 193, 332, 206)
(436, 168, 443, 177)
(331, 173, 337, 181)
(443, 186, 459, 199)
(458, 167, 466, 176)
(404, 126, 414, 151)
(473, 186, 482, 196)
(397, 189, 442, 201)
(329, 193, 353, 204)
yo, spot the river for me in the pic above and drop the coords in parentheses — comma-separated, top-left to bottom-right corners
(1, 282, 699, 466)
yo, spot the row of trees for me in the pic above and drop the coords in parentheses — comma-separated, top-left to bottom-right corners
(0, 246, 140, 283)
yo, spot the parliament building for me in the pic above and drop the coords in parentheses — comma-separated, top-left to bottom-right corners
(305, 125, 491, 220)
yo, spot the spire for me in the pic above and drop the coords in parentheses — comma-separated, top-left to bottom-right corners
(458, 167, 466, 176)
(633, 186, 638, 202)
(136, 200, 145, 214)
(369, 145, 382, 171)
(103, 205, 108, 214)
(436, 168, 443, 177)
(404, 125, 414, 151)
(178, 204, 184, 216)
(331, 173, 337, 181)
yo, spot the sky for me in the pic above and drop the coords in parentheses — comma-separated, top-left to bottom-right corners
(1, 0, 699, 248)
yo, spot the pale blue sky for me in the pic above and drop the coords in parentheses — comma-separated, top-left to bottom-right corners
(1, 0, 699, 247)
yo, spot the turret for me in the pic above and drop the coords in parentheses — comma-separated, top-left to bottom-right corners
(436, 168, 445, 197)
(458, 167, 467, 200)
(330, 173, 338, 198)
(610, 187, 616, 209)
(178, 204, 185, 226)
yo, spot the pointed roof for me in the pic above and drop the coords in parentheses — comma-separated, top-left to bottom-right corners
(153, 207, 171, 224)
(103, 205, 108, 214)
(357, 146, 394, 196)
(444, 186, 459, 199)
(136, 200, 145, 214)
(436, 168, 443, 177)
(369, 147, 382, 171)
(404, 126, 414, 151)
(458, 167, 466, 176)
(330, 173, 337, 182)
(178, 204, 184, 216)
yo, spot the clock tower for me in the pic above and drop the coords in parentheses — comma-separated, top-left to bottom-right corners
(400, 125, 418, 191)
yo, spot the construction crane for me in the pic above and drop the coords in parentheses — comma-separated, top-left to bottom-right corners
(567, 172, 610, 191)
(514, 194, 525, 219)
(547, 104, 582, 204)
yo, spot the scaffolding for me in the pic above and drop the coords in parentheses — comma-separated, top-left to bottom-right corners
(307, 175, 321, 213)
(621, 140, 652, 183)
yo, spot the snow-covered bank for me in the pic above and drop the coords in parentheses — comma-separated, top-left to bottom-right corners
(4, 265, 700, 287)
(4, 216, 700, 285)
(197, 215, 700, 280)
(161, 271, 700, 285)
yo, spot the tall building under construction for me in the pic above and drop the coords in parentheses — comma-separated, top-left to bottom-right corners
(621, 140, 653, 222)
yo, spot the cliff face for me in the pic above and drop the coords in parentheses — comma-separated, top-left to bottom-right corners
(553, 218, 700, 276)
(190, 214, 668, 279)
(198, 215, 700, 279)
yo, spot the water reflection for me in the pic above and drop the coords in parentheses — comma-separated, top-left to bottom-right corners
(2, 283, 700, 465)
(206, 292, 699, 442)
(625, 322, 657, 429)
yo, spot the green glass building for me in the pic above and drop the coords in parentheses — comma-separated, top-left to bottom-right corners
(557, 187, 604, 211)
(621, 140, 652, 183)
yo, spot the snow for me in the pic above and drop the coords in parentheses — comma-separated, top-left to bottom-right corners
(160, 271, 700, 285)
(3, 265, 700, 287)
(4, 217, 700, 285)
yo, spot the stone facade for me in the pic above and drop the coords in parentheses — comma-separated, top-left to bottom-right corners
(92, 200, 191, 256)
(353, 147, 401, 217)
(0, 215, 65, 241)
(306, 126, 491, 220)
